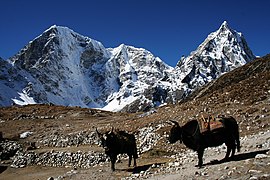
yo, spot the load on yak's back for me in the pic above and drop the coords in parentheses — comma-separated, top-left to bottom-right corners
(168, 115, 240, 167)
(96, 127, 138, 171)
(198, 114, 225, 134)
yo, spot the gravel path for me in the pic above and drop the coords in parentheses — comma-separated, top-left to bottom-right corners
(146, 130, 270, 180)
(27, 130, 268, 180)
(1, 129, 269, 180)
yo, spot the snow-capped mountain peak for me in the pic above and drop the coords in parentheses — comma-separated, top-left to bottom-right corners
(0, 22, 255, 112)
(173, 21, 255, 99)
(219, 21, 230, 31)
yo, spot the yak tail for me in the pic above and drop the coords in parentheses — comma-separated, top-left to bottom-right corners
(133, 135, 139, 159)
(130, 134, 138, 159)
(134, 146, 139, 159)
(236, 128, 241, 152)
(228, 116, 241, 152)
(234, 120, 241, 152)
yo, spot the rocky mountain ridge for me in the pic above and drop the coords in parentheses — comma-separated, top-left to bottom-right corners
(0, 21, 255, 112)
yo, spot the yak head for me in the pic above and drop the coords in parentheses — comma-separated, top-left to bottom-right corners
(96, 127, 116, 152)
(168, 120, 182, 144)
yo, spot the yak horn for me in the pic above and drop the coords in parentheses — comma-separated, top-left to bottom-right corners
(169, 120, 180, 126)
(109, 127, 114, 134)
(96, 128, 102, 136)
(201, 115, 206, 122)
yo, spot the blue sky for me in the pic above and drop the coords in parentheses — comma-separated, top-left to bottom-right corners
(0, 0, 269, 66)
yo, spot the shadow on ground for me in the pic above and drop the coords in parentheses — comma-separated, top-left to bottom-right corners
(0, 166, 8, 174)
(205, 149, 269, 166)
(118, 162, 165, 174)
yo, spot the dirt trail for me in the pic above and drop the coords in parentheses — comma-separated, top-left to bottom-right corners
(3, 130, 265, 180)
(148, 130, 270, 180)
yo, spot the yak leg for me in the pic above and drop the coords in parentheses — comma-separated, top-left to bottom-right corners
(196, 148, 204, 168)
(133, 147, 138, 167)
(230, 141, 236, 158)
(231, 146, 236, 158)
(110, 155, 117, 171)
(128, 154, 137, 167)
(133, 155, 137, 167)
(224, 143, 232, 161)
(128, 154, 132, 167)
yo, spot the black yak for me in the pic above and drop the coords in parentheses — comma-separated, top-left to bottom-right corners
(168, 116, 240, 167)
(96, 128, 138, 171)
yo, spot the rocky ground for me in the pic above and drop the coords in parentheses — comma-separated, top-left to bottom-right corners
(0, 55, 270, 179)
(0, 96, 269, 180)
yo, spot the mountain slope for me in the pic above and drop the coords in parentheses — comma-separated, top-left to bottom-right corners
(189, 54, 270, 104)
(8, 25, 112, 108)
(103, 44, 173, 111)
(0, 55, 33, 106)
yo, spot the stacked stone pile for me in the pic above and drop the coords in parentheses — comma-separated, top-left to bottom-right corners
(11, 150, 107, 168)
(38, 131, 98, 147)
(0, 140, 22, 160)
